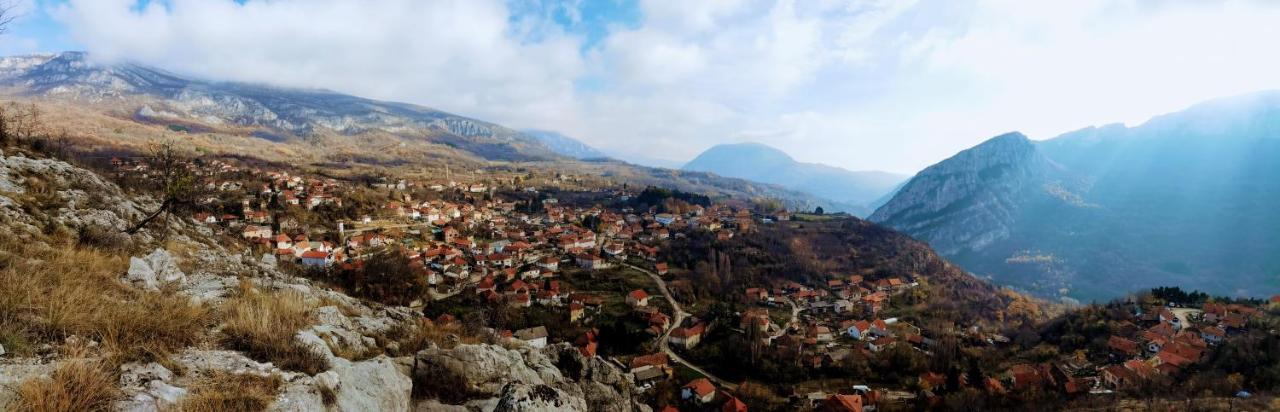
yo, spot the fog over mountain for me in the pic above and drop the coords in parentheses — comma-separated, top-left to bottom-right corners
(872, 91, 1280, 301)
(683, 142, 908, 216)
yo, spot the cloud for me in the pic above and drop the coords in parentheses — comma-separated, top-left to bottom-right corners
(52, 0, 587, 133)
(42, 0, 1280, 174)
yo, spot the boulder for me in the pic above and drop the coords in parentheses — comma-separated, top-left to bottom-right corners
(144, 248, 187, 284)
(125, 249, 187, 290)
(412, 343, 643, 412)
(126, 256, 159, 290)
(327, 356, 412, 412)
(493, 383, 587, 412)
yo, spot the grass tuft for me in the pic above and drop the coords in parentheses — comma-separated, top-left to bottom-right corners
(11, 359, 120, 412)
(0, 239, 211, 365)
(177, 371, 283, 412)
(220, 281, 329, 375)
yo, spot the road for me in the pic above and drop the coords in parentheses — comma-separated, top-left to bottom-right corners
(1171, 307, 1203, 327)
(625, 263, 738, 390)
(773, 297, 803, 339)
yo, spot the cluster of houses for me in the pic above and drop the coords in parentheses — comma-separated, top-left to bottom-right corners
(1095, 302, 1254, 390)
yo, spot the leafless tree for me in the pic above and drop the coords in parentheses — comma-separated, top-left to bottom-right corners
(125, 139, 197, 234)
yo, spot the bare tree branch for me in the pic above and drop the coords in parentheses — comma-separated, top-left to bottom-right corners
(0, 1, 18, 36)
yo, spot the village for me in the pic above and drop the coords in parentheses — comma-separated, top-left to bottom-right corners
(107, 154, 1280, 412)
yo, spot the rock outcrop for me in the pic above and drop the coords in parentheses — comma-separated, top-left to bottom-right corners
(869, 132, 1051, 255)
(412, 343, 647, 412)
(125, 249, 187, 290)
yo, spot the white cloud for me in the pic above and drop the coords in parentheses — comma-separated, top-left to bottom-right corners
(41, 0, 1280, 174)
(52, 0, 587, 133)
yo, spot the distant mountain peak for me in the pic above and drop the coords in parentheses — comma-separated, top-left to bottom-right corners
(683, 142, 907, 216)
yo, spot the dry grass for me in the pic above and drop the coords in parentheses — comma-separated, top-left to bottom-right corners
(176, 371, 283, 412)
(0, 238, 212, 365)
(220, 281, 329, 375)
(377, 318, 482, 356)
(10, 359, 120, 412)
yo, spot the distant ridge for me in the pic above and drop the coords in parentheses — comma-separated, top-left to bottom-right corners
(519, 130, 609, 160)
(682, 142, 908, 216)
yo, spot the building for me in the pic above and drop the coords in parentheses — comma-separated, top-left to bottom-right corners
(514, 326, 548, 348)
(681, 378, 716, 404)
(669, 323, 706, 349)
(299, 250, 332, 267)
(627, 289, 651, 307)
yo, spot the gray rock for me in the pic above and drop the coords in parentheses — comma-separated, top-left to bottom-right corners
(327, 356, 412, 412)
(494, 382, 587, 412)
(413, 343, 641, 412)
(144, 248, 187, 284)
(119, 362, 175, 388)
(125, 249, 187, 290)
(126, 256, 159, 290)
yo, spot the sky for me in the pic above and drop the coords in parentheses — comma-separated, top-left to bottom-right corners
(4, 0, 1280, 174)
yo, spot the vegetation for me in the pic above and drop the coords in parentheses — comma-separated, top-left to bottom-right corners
(319, 249, 429, 306)
(11, 359, 120, 412)
(219, 281, 329, 374)
(0, 233, 211, 366)
(177, 371, 284, 412)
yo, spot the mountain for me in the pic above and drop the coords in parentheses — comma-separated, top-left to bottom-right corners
(871, 91, 1280, 301)
(519, 129, 609, 159)
(0, 52, 559, 161)
(0, 51, 863, 216)
(682, 142, 908, 216)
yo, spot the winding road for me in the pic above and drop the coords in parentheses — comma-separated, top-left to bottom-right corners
(625, 263, 738, 390)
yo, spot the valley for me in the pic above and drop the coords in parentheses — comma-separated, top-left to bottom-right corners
(0, 50, 1278, 412)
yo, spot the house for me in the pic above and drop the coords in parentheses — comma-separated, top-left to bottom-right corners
(1102, 365, 1136, 389)
(242, 225, 272, 239)
(627, 290, 651, 307)
(669, 323, 706, 349)
(818, 394, 863, 412)
(868, 319, 892, 338)
(514, 326, 549, 348)
(538, 256, 560, 271)
(867, 337, 896, 352)
(681, 378, 716, 404)
(1108, 336, 1140, 358)
(744, 288, 769, 303)
(847, 320, 871, 340)
(1201, 326, 1226, 344)
(629, 353, 670, 374)
(740, 308, 770, 331)
(576, 254, 611, 270)
(569, 302, 585, 323)
(300, 250, 332, 267)
(654, 262, 669, 275)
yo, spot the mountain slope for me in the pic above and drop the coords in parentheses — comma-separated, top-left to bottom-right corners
(871, 91, 1280, 301)
(0, 52, 559, 161)
(682, 142, 907, 215)
(520, 129, 609, 159)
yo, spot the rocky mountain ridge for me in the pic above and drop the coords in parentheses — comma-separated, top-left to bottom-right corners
(871, 91, 1280, 300)
(0, 52, 558, 161)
